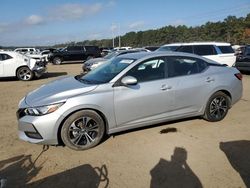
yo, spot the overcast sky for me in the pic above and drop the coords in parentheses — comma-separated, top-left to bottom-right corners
(0, 0, 249, 46)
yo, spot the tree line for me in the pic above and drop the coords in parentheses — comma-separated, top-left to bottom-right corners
(55, 14, 250, 48)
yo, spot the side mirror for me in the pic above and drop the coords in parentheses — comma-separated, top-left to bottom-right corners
(121, 76, 138, 86)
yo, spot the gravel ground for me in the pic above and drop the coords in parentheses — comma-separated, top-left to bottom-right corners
(0, 63, 249, 188)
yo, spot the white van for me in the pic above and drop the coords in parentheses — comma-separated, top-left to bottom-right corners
(157, 42, 236, 67)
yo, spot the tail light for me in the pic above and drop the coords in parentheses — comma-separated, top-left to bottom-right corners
(234, 73, 242, 80)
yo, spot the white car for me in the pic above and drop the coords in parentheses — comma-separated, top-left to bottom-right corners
(157, 42, 236, 67)
(14, 48, 40, 54)
(0, 51, 46, 81)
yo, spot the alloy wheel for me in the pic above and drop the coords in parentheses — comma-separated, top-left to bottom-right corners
(209, 96, 228, 120)
(68, 116, 100, 147)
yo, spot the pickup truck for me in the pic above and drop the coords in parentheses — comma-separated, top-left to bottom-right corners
(48, 46, 101, 65)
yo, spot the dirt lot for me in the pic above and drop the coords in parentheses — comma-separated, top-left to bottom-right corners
(0, 63, 249, 188)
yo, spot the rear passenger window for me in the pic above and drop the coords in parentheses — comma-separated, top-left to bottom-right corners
(167, 56, 207, 77)
(217, 46, 234, 54)
(67, 46, 82, 51)
(177, 45, 193, 53)
(193, 45, 217, 56)
(0, 54, 12, 61)
(126, 58, 166, 82)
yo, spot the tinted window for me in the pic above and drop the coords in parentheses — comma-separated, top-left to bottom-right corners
(21, 49, 28, 52)
(41, 51, 49, 55)
(0, 54, 13, 61)
(85, 46, 100, 53)
(126, 58, 166, 82)
(193, 45, 216, 56)
(217, 46, 234, 54)
(177, 45, 193, 53)
(167, 56, 207, 77)
(67, 46, 82, 51)
(245, 47, 250, 55)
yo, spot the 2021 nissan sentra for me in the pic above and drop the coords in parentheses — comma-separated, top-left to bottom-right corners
(17, 52, 242, 150)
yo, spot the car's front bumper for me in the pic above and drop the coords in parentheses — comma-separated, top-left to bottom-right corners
(17, 108, 62, 145)
(16, 95, 68, 145)
(32, 65, 47, 77)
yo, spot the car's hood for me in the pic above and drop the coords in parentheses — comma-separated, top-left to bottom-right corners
(25, 76, 98, 107)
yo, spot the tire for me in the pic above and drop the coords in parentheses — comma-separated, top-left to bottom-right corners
(53, 57, 62, 65)
(203, 91, 231, 122)
(61, 110, 105, 150)
(16, 67, 34, 81)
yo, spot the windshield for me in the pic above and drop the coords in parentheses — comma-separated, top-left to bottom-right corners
(103, 51, 118, 59)
(157, 46, 180, 52)
(77, 57, 136, 84)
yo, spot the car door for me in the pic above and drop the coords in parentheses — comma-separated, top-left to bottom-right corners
(166, 56, 210, 115)
(64, 46, 82, 61)
(1, 53, 17, 77)
(113, 57, 177, 127)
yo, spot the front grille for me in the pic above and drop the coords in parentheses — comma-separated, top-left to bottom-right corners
(16, 108, 26, 119)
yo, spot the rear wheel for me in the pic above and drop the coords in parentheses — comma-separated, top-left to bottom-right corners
(16, 67, 34, 81)
(203, 91, 230, 122)
(53, 57, 62, 65)
(61, 110, 105, 150)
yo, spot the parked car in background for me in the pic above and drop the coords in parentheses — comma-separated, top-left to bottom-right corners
(100, 47, 113, 57)
(158, 42, 236, 66)
(17, 51, 242, 150)
(235, 45, 250, 72)
(113, 47, 132, 51)
(48, 46, 101, 65)
(14, 48, 40, 54)
(82, 48, 149, 72)
(0, 51, 46, 81)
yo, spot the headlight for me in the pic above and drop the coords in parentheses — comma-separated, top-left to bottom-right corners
(24, 102, 64, 116)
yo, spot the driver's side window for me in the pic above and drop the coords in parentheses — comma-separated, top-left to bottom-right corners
(126, 58, 166, 83)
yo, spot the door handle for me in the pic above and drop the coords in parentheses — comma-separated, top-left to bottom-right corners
(161, 84, 172, 91)
(206, 77, 214, 83)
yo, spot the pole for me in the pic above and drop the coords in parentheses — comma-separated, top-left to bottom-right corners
(118, 24, 121, 48)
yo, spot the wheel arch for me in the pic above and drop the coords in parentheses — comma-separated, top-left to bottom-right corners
(57, 108, 109, 146)
(53, 55, 63, 62)
(15, 65, 30, 77)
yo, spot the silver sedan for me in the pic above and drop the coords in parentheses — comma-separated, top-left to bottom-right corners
(17, 52, 242, 150)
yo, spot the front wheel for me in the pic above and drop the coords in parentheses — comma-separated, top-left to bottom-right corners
(53, 57, 62, 65)
(203, 91, 231, 122)
(61, 110, 105, 150)
(16, 67, 34, 81)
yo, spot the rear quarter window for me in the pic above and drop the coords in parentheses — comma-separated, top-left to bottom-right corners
(193, 45, 217, 56)
(0, 54, 13, 61)
(217, 46, 234, 54)
(176, 45, 193, 53)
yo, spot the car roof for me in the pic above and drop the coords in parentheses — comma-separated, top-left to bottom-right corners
(163, 42, 231, 46)
(118, 51, 221, 65)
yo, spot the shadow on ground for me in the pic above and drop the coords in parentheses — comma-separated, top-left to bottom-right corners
(0, 146, 49, 187)
(150, 147, 202, 188)
(220, 140, 250, 188)
(0, 72, 67, 82)
(39, 72, 67, 79)
(29, 164, 109, 188)
(0, 145, 109, 188)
